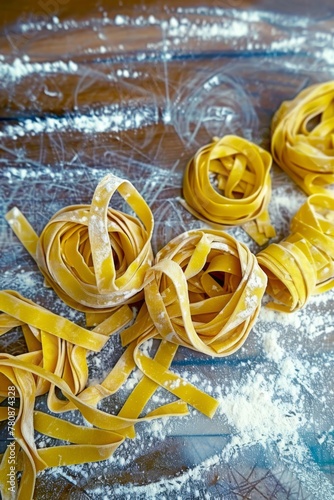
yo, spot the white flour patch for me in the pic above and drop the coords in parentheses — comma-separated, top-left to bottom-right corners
(0, 105, 159, 138)
(0, 57, 78, 82)
(219, 371, 307, 462)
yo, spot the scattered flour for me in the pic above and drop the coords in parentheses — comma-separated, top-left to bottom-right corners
(0, 105, 159, 138)
(219, 371, 306, 462)
(0, 57, 78, 82)
(262, 327, 285, 363)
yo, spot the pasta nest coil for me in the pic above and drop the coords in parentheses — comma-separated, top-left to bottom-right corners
(181, 135, 275, 245)
(257, 194, 334, 312)
(272, 80, 334, 195)
(6, 174, 154, 312)
(122, 229, 267, 357)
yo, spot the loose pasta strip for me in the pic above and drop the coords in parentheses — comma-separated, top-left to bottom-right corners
(0, 354, 188, 500)
(181, 136, 276, 245)
(5, 173, 154, 314)
(272, 80, 334, 195)
(0, 293, 189, 500)
(0, 291, 190, 416)
(257, 194, 334, 312)
(0, 289, 134, 405)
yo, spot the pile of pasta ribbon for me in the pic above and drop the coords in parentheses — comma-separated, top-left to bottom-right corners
(257, 194, 334, 312)
(181, 135, 276, 245)
(122, 229, 267, 358)
(5, 174, 154, 322)
(272, 80, 334, 195)
(2, 175, 269, 499)
(6, 155, 333, 497)
(0, 290, 190, 500)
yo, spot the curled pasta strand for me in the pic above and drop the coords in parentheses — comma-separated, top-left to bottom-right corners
(257, 194, 334, 312)
(0, 290, 134, 407)
(0, 292, 192, 499)
(181, 136, 276, 245)
(5, 173, 154, 312)
(0, 353, 189, 500)
(272, 80, 334, 195)
(0, 291, 191, 417)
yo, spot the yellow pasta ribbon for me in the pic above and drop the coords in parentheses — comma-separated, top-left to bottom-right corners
(5, 173, 154, 313)
(0, 289, 134, 412)
(0, 292, 190, 500)
(181, 136, 276, 245)
(257, 194, 334, 312)
(0, 353, 189, 500)
(272, 80, 334, 195)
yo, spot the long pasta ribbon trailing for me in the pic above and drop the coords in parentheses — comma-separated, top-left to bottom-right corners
(0, 292, 190, 500)
(0, 353, 188, 500)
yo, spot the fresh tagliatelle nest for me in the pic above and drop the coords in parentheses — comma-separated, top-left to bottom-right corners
(122, 229, 267, 357)
(257, 194, 334, 312)
(272, 80, 334, 195)
(180, 135, 276, 245)
(6, 174, 154, 314)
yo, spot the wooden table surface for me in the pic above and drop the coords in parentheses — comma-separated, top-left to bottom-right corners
(1, 1, 334, 498)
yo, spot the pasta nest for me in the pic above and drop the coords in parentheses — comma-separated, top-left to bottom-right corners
(272, 80, 334, 195)
(123, 229, 267, 357)
(257, 194, 334, 312)
(20, 174, 154, 311)
(181, 135, 275, 244)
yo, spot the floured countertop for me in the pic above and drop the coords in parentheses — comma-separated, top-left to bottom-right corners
(0, 1, 334, 498)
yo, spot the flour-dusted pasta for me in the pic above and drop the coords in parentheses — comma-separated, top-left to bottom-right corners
(181, 136, 276, 245)
(0, 291, 189, 500)
(257, 194, 334, 312)
(122, 229, 267, 407)
(5, 174, 154, 314)
(272, 81, 334, 195)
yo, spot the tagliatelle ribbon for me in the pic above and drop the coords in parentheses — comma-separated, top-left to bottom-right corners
(0, 289, 136, 418)
(5, 173, 154, 315)
(272, 80, 334, 195)
(0, 291, 191, 500)
(180, 136, 276, 245)
(121, 229, 267, 408)
(0, 353, 189, 500)
(257, 194, 334, 312)
(0, 288, 218, 498)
